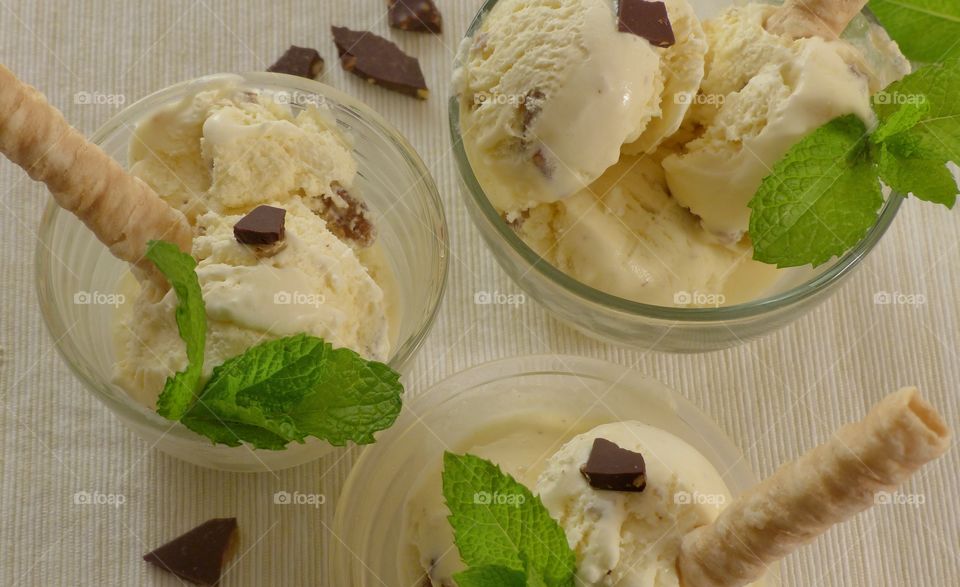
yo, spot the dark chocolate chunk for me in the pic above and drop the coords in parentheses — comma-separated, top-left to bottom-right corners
(580, 438, 647, 492)
(267, 45, 325, 79)
(331, 26, 429, 99)
(143, 518, 239, 586)
(618, 0, 676, 48)
(234, 205, 286, 245)
(389, 0, 443, 34)
(310, 183, 376, 247)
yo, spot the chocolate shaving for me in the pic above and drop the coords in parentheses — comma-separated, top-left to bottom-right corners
(331, 26, 429, 99)
(389, 0, 443, 34)
(310, 183, 376, 247)
(143, 518, 239, 586)
(267, 45, 325, 79)
(618, 0, 676, 48)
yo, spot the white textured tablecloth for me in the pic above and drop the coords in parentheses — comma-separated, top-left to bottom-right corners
(1, 1, 958, 585)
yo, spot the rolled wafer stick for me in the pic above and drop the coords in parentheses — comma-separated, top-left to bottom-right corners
(0, 64, 192, 288)
(679, 387, 951, 587)
(766, 0, 868, 40)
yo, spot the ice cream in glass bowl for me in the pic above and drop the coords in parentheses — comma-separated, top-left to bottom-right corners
(35, 73, 448, 472)
(331, 356, 949, 587)
(331, 355, 776, 586)
(450, 0, 912, 352)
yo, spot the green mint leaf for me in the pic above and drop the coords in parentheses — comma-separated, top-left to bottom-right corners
(145, 240, 206, 421)
(182, 334, 403, 450)
(871, 59, 960, 206)
(871, 97, 930, 143)
(878, 137, 959, 205)
(870, 0, 960, 63)
(454, 565, 527, 587)
(749, 115, 884, 268)
(442, 453, 575, 587)
(285, 345, 403, 446)
(874, 59, 960, 154)
(455, 554, 548, 587)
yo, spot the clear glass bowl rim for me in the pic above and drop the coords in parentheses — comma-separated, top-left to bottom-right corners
(35, 72, 450, 445)
(448, 0, 903, 323)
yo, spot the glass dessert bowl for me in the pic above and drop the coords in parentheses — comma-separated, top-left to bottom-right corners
(331, 355, 781, 585)
(449, 0, 906, 353)
(36, 73, 448, 472)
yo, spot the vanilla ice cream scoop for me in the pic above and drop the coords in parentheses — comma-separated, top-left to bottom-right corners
(536, 422, 766, 587)
(517, 155, 782, 306)
(663, 3, 910, 242)
(457, 0, 695, 215)
(113, 80, 394, 408)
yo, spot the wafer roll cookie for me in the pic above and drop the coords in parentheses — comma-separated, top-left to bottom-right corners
(679, 388, 951, 587)
(766, 0, 868, 40)
(0, 64, 191, 285)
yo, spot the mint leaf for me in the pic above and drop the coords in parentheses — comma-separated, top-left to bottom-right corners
(442, 453, 575, 587)
(182, 334, 402, 450)
(878, 135, 959, 205)
(454, 565, 527, 587)
(872, 60, 960, 206)
(871, 98, 930, 143)
(455, 554, 548, 587)
(749, 115, 883, 267)
(871, 0, 960, 63)
(286, 346, 403, 446)
(874, 59, 960, 156)
(145, 240, 206, 420)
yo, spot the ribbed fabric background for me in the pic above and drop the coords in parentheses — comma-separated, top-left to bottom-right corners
(0, 1, 957, 585)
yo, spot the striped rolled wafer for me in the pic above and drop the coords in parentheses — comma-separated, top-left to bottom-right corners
(0, 64, 192, 288)
(679, 387, 950, 587)
(766, 0, 868, 40)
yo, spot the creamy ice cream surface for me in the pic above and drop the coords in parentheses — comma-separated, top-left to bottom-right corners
(113, 79, 394, 409)
(456, 0, 706, 215)
(538, 422, 757, 586)
(403, 420, 764, 586)
(663, 3, 911, 241)
(517, 154, 781, 306)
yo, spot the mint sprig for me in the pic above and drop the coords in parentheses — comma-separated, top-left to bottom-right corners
(145, 240, 206, 420)
(749, 60, 960, 268)
(181, 334, 402, 449)
(146, 241, 403, 450)
(871, 0, 960, 63)
(442, 453, 575, 587)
